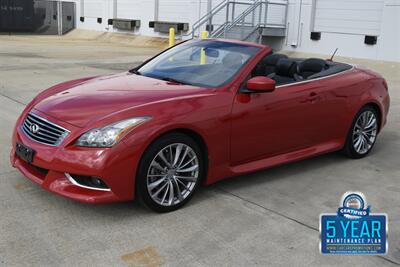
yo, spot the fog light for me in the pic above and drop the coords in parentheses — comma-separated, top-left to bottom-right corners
(90, 177, 107, 188)
(65, 173, 110, 191)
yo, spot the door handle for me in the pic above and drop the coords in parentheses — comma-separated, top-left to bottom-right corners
(301, 92, 320, 103)
(308, 92, 319, 101)
(307, 92, 321, 102)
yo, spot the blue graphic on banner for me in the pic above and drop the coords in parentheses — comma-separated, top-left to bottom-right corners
(320, 192, 387, 254)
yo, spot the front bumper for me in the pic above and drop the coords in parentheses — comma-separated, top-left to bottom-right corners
(10, 110, 143, 204)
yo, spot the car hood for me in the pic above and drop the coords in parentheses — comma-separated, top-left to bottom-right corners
(33, 72, 208, 127)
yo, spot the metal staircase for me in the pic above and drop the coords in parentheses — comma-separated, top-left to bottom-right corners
(188, 0, 288, 43)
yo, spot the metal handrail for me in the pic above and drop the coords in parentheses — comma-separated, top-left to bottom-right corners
(208, 22, 229, 38)
(209, 0, 263, 39)
(211, 0, 288, 41)
(220, 0, 264, 36)
(185, 0, 229, 38)
(187, 0, 288, 42)
(185, 0, 257, 38)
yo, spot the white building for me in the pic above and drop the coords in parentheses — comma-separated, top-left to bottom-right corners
(69, 0, 399, 62)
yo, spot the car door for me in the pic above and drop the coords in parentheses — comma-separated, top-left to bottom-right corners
(303, 76, 351, 146)
(230, 80, 326, 165)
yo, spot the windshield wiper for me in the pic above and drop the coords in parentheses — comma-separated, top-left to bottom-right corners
(130, 69, 142, 75)
(160, 77, 192, 85)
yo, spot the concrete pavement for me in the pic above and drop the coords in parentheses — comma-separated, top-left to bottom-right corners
(0, 34, 399, 266)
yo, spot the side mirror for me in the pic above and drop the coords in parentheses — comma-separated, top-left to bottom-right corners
(246, 76, 276, 92)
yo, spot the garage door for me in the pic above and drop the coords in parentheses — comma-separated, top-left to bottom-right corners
(158, 0, 198, 24)
(116, 0, 142, 19)
(83, 0, 105, 18)
(313, 0, 384, 35)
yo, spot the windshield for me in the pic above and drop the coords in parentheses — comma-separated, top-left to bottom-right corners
(136, 40, 260, 88)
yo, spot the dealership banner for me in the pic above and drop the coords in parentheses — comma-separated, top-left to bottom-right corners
(320, 192, 387, 254)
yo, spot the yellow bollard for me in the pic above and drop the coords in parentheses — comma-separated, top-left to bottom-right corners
(200, 31, 208, 65)
(169, 27, 175, 48)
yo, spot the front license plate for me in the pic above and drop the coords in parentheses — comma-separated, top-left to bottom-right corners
(16, 142, 35, 163)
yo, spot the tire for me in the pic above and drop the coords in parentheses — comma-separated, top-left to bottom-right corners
(343, 106, 379, 159)
(136, 132, 205, 212)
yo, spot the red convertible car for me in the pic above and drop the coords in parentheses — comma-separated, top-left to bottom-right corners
(11, 39, 389, 212)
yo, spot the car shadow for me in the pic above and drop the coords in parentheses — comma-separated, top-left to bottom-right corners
(208, 151, 347, 189)
(46, 148, 376, 216)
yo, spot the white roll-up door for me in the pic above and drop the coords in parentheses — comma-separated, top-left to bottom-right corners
(116, 0, 143, 19)
(158, 0, 198, 24)
(83, 0, 106, 18)
(313, 0, 384, 35)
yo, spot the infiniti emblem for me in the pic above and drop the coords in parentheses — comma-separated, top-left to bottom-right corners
(29, 123, 40, 134)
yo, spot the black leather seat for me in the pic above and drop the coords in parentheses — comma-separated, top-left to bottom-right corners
(297, 58, 327, 79)
(252, 53, 288, 77)
(268, 59, 298, 84)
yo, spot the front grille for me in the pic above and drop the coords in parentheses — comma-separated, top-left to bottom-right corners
(21, 112, 70, 146)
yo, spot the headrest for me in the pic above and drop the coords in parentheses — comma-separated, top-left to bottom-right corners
(262, 54, 288, 66)
(298, 58, 327, 73)
(222, 53, 243, 69)
(275, 59, 297, 77)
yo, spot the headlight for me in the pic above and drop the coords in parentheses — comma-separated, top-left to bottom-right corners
(75, 117, 151, 147)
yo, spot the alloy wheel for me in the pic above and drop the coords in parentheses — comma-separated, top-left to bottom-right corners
(352, 110, 378, 154)
(146, 143, 199, 206)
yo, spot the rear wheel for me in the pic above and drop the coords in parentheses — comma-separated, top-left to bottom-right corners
(136, 132, 204, 212)
(343, 106, 379, 159)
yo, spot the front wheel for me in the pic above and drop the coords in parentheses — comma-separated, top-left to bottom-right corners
(343, 106, 379, 159)
(136, 132, 204, 212)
